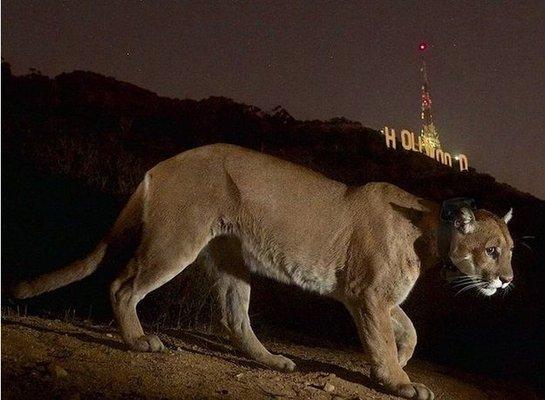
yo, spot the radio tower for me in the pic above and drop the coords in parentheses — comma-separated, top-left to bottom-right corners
(418, 43, 441, 150)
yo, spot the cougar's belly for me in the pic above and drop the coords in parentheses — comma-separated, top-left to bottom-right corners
(240, 239, 338, 295)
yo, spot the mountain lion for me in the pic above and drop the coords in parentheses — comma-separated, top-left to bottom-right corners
(13, 144, 514, 400)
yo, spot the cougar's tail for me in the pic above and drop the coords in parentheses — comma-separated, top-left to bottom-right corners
(12, 179, 147, 299)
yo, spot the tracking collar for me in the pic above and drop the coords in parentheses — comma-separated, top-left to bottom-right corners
(440, 197, 477, 222)
(439, 197, 477, 272)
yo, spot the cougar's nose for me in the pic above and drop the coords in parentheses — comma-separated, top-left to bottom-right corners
(499, 275, 513, 287)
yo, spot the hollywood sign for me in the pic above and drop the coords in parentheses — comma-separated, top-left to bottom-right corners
(382, 126, 469, 172)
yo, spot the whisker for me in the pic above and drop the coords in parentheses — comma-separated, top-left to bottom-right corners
(447, 275, 480, 284)
(449, 276, 476, 282)
(450, 278, 475, 285)
(451, 281, 478, 288)
(447, 280, 472, 287)
(455, 286, 474, 296)
(455, 282, 486, 296)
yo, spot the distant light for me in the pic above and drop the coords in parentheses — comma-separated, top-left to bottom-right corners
(454, 155, 460, 160)
(419, 43, 428, 51)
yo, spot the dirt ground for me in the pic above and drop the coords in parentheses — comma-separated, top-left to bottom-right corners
(1, 316, 540, 400)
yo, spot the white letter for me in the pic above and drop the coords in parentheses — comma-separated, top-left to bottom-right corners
(401, 130, 412, 150)
(443, 152, 452, 167)
(458, 154, 469, 171)
(435, 148, 444, 164)
(384, 127, 396, 149)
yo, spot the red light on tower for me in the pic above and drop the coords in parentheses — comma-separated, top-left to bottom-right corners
(419, 42, 428, 52)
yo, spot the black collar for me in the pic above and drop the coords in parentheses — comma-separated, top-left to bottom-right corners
(440, 197, 477, 222)
(438, 197, 477, 273)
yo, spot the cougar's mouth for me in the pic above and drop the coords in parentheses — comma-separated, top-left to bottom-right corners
(478, 285, 498, 296)
(447, 274, 506, 297)
(479, 277, 513, 296)
(446, 256, 499, 296)
(449, 276, 512, 297)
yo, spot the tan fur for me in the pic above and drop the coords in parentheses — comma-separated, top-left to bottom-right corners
(13, 144, 514, 400)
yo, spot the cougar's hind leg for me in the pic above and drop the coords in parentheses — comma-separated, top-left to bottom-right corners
(111, 224, 213, 352)
(110, 255, 172, 352)
(206, 237, 296, 371)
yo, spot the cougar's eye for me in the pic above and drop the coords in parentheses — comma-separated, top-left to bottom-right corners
(485, 247, 498, 258)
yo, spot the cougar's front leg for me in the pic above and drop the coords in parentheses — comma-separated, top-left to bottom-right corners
(391, 306, 417, 368)
(348, 299, 434, 400)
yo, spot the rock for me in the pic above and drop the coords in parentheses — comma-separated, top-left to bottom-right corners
(48, 363, 68, 379)
(235, 373, 244, 379)
(258, 383, 297, 398)
(323, 382, 335, 393)
(106, 333, 113, 338)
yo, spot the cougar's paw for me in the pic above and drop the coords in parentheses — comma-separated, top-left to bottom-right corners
(394, 382, 435, 400)
(265, 354, 296, 372)
(131, 334, 165, 353)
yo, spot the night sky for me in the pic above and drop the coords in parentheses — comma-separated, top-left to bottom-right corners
(3, 1, 545, 199)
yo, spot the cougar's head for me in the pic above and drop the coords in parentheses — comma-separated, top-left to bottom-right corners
(448, 207, 514, 296)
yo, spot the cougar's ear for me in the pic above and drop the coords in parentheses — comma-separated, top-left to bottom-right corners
(503, 207, 513, 223)
(454, 207, 476, 234)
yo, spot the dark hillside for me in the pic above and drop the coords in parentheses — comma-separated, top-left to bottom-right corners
(3, 61, 544, 391)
